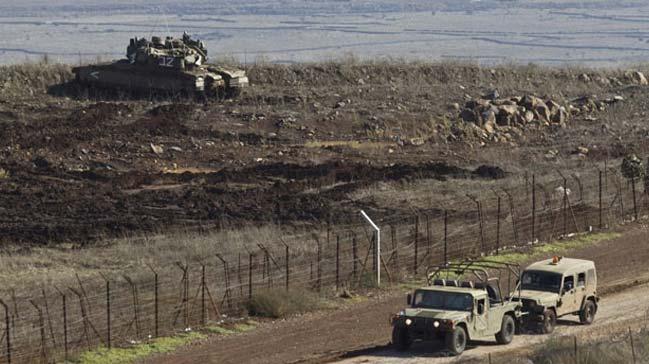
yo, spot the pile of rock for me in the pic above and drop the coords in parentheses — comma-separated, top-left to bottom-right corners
(459, 95, 570, 134)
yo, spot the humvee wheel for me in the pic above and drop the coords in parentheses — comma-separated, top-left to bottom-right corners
(579, 300, 596, 325)
(541, 309, 556, 334)
(391, 326, 411, 351)
(445, 326, 467, 355)
(495, 315, 515, 344)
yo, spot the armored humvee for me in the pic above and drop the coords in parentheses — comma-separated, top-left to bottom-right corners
(515, 256, 598, 334)
(391, 261, 523, 355)
(73, 32, 248, 97)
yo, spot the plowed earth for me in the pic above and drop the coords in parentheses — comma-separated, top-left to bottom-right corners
(2, 62, 649, 246)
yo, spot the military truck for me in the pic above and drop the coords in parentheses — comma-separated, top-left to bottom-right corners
(515, 257, 598, 334)
(73, 32, 248, 98)
(391, 261, 523, 355)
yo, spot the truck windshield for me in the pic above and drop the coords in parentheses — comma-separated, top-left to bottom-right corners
(521, 270, 562, 293)
(412, 290, 473, 311)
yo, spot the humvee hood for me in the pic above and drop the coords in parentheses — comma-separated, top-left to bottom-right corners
(404, 308, 469, 321)
(518, 290, 560, 305)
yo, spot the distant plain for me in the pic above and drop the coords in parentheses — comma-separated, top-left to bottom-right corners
(2, 0, 649, 66)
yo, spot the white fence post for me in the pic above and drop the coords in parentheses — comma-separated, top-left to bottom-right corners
(360, 210, 381, 287)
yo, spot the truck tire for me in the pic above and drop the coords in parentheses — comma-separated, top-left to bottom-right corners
(541, 309, 556, 334)
(495, 315, 515, 344)
(392, 326, 411, 351)
(445, 326, 467, 355)
(579, 300, 596, 325)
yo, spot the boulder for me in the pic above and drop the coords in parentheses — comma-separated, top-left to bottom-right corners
(483, 89, 499, 100)
(150, 143, 164, 155)
(481, 108, 497, 126)
(555, 106, 569, 124)
(496, 105, 519, 126)
(534, 103, 551, 122)
(627, 71, 648, 85)
(484, 119, 496, 135)
(460, 108, 477, 123)
(523, 110, 535, 123)
(521, 95, 544, 110)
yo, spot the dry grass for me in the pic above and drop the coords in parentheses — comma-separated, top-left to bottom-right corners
(0, 59, 72, 97)
(531, 329, 649, 364)
(0, 222, 331, 298)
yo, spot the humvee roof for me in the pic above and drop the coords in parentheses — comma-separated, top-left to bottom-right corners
(417, 285, 489, 298)
(524, 258, 594, 275)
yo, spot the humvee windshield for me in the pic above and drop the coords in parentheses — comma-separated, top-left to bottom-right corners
(521, 270, 562, 293)
(412, 290, 473, 311)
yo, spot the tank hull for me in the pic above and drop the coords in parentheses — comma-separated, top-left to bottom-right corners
(72, 61, 228, 96)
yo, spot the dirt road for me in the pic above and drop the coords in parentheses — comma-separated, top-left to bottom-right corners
(149, 226, 649, 364)
(335, 282, 649, 364)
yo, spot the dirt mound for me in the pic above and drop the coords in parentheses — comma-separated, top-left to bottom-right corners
(473, 165, 506, 179)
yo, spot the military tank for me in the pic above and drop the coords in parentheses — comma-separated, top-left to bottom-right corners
(73, 33, 248, 97)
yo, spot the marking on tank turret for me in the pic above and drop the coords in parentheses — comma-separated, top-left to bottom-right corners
(159, 57, 175, 67)
(90, 71, 100, 80)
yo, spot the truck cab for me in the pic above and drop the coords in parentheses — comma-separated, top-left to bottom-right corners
(516, 257, 598, 333)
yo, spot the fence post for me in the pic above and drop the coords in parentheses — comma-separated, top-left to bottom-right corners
(444, 210, 448, 264)
(284, 244, 290, 291)
(352, 234, 358, 280)
(238, 253, 243, 297)
(106, 280, 111, 348)
(123, 275, 141, 338)
(316, 239, 322, 293)
(0, 300, 10, 364)
(55, 289, 67, 361)
(98, 273, 111, 349)
(599, 170, 603, 229)
(146, 264, 159, 338)
(532, 174, 536, 241)
(414, 215, 419, 275)
(248, 254, 254, 302)
(336, 235, 340, 290)
(496, 196, 501, 255)
(425, 214, 431, 259)
(563, 176, 568, 236)
(29, 300, 47, 363)
(632, 177, 638, 221)
(201, 265, 206, 326)
(391, 226, 398, 270)
(216, 254, 233, 310)
(41, 288, 56, 348)
(629, 327, 637, 364)
(477, 199, 485, 253)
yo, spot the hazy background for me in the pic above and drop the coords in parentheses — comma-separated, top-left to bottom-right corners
(2, 0, 649, 66)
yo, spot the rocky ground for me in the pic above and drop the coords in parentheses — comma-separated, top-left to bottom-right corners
(1, 61, 649, 246)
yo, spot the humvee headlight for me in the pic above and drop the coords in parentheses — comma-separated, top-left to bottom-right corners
(405, 319, 412, 326)
(433, 320, 440, 328)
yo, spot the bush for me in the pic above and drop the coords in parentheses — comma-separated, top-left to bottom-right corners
(247, 289, 323, 318)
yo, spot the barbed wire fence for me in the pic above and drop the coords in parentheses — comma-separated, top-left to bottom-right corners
(0, 165, 645, 363)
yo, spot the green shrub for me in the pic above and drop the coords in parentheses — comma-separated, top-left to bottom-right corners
(247, 289, 322, 318)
